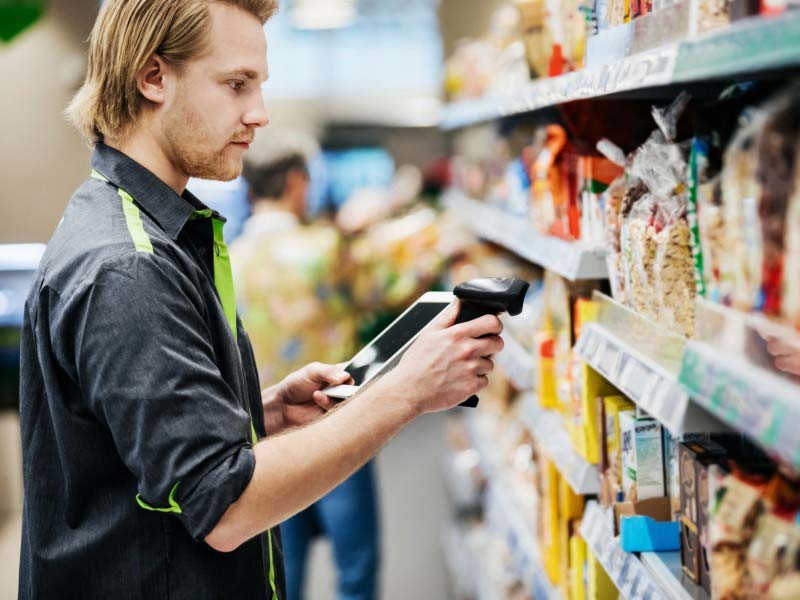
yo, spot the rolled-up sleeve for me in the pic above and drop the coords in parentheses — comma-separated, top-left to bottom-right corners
(57, 251, 256, 541)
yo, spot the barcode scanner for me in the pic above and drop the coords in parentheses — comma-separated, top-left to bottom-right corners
(454, 277, 530, 408)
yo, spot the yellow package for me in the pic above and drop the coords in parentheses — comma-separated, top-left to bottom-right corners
(540, 459, 562, 586)
(573, 365, 620, 464)
(587, 551, 618, 599)
(559, 475, 586, 598)
(538, 336, 559, 409)
(603, 396, 636, 502)
(569, 531, 587, 600)
(567, 300, 617, 464)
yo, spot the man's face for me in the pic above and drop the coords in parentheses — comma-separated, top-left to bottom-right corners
(161, 3, 269, 182)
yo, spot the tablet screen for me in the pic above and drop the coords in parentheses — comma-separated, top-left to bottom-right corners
(346, 301, 449, 386)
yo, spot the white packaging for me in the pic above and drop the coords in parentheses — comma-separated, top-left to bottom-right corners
(620, 413, 666, 502)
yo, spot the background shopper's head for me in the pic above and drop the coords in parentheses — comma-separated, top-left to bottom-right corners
(67, 0, 277, 182)
(242, 132, 317, 218)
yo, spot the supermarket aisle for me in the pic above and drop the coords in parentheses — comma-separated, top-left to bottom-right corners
(305, 412, 452, 600)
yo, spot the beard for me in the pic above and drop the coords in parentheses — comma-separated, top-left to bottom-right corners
(161, 99, 245, 182)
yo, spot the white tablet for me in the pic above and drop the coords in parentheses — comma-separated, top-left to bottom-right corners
(323, 291, 454, 399)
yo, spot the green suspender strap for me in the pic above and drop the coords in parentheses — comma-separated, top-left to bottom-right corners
(194, 209, 279, 600)
(91, 170, 154, 254)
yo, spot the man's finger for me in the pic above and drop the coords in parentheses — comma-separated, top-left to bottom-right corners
(313, 391, 338, 411)
(428, 299, 460, 331)
(473, 334, 504, 357)
(451, 314, 503, 339)
(308, 362, 351, 385)
(766, 335, 800, 357)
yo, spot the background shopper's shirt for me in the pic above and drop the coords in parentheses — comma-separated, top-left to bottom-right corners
(18, 143, 284, 600)
(230, 211, 357, 386)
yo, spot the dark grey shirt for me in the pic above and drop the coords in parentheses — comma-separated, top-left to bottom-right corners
(18, 143, 284, 599)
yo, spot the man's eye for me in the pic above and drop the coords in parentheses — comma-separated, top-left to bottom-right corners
(228, 80, 245, 92)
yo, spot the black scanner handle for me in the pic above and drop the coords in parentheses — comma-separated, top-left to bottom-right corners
(453, 278, 530, 408)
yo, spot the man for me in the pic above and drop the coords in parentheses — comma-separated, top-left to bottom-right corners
(18, 2, 503, 599)
(230, 136, 379, 600)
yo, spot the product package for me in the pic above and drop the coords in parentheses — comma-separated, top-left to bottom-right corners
(709, 475, 765, 598)
(587, 550, 618, 598)
(783, 134, 800, 327)
(516, 0, 550, 78)
(569, 528, 587, 600)
(566, 300, 620, 464)
(746, 514, 800, 598)
(620, 414, 665, 502)
(754, 86, 800, 318)
(540, 458, 563, 585)
(719, 109, 765, 312)
(601, 396, 636, 504)
(531, 125, 569, 235)
(579, 156, 625, 248)
(617, 93, 697, 337)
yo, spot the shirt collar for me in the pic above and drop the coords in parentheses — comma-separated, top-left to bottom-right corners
(91, 143, 223, 240)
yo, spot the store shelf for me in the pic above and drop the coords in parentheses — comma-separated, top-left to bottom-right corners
(442, 190, 608, 281)
(496, 331, 535, 391)
(520, 394, 601, 495)
(575, 293, 728, 437)
(441, 11, 800, 129)
(485, 480, 560, 600)
(441, 446, 483, 516)
(465, 415, 561, 600)
(640, 551, 710, 600)
(580, 501, 692, 600)
(678, 299, 800, 470)
(441, 525, 482, 600)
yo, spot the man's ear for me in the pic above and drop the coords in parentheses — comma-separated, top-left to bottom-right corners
(137, 54, 170, 105)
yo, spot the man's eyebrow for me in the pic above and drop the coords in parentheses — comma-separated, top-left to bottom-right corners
(221, 68, 268, 82)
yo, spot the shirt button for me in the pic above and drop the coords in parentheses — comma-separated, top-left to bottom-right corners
(199, 247, 207, 255)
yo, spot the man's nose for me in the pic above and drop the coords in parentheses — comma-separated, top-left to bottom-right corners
(245, 92, 269, 128)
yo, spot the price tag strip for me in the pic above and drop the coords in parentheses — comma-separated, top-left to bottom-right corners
(679, 342, 800, 471)
(577, 324, 700, 437)
(443, 191, 608, 281)
(580, 502, 671, 600)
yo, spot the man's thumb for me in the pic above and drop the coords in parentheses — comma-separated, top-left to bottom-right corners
(429, 299, 460, 330)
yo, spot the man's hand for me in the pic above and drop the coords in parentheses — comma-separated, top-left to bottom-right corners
(765, 334, 800, 377)
(368, 300, 504, 416)
(262, 363, 352, 434)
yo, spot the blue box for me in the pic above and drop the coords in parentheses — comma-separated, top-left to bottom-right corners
(620, 516, 680, 552)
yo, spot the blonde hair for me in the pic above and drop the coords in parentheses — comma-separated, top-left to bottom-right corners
(67, 0, 278, 144)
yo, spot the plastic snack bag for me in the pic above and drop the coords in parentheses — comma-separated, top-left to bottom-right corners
(755, 86, 800, 318)
(783, 134, 800, 328)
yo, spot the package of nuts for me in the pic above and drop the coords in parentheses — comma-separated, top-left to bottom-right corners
(619, 96, 696, 337)
(695, 0, 732, 34)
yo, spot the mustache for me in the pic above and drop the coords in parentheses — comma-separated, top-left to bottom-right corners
(230, 130, 255, 144)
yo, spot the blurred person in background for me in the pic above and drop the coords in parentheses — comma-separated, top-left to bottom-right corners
(230, 133, 380, 600)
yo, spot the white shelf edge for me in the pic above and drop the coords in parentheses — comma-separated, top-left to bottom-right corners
(442, 189, 608, 281)
(575, 323, 727, 437)
(580, 501, 671, 600)
(521, 393, 601, 495)
(441, 12, 800, 129)
(679, 340, 800, 470)
(640, 551, 709, 600)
